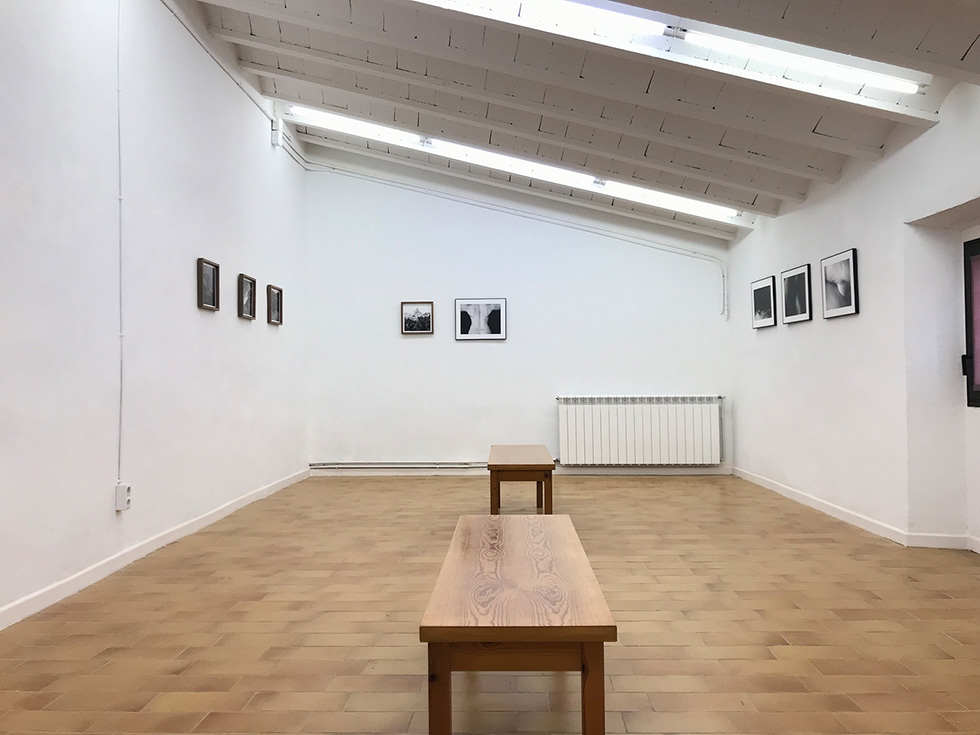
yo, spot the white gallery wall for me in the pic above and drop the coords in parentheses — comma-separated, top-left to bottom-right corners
(0, 0, 309, 626)
(730, 82, 980, 549)
(304, 168, 733, 467)
(0, 2, 122, 622)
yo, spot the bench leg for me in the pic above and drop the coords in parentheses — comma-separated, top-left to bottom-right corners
(536, 480, 543, 509)
(581, 641, 604, 735)
(428, 643, 452, 735)
(544, 472, 553, 514)
(490, 471, 500, 515)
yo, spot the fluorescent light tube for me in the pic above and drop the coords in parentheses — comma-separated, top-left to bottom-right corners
(287, 105, 740, 223)
(685, 31, 921, 95)
(409, 0, 666, 52)
(285, 107, 426, 149)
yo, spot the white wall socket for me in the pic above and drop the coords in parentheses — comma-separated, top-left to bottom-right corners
(115, 483, 131, 512)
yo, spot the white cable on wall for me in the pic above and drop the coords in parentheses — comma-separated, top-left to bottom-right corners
(116, 0, 125, 482)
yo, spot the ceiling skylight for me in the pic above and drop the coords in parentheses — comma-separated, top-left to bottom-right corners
(410, 0, 668, 54)
(406, 0, 924, 97)
(285, 105, 741, 223)
(683, 32, 921, 95)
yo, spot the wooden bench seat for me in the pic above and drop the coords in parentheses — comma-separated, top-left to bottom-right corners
(420, 514, 616, 734)
(487, 444, 556, 514)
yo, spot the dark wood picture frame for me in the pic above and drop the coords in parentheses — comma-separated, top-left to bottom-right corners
(781, 263, 812, 324)
(238, 274, 256, 320)
(751, 276, 776, 329)
(197, 258, 219, 311)
(402, 301, 434, 334)
(267, 285, 283, 326)
(821, 248, 860, 319)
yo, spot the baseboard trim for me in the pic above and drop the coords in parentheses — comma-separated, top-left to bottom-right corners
(734, 467, 910, 546)
(312, 461, 732, 477)
(0, 468, 310, 631)
(734, 468, 977, 553)
(903, 532, 972, 550)
(311, 462, 488, 476)
(970, 535, 980, 554)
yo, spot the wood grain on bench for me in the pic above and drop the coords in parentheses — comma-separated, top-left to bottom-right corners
(420, 514, 616, 734)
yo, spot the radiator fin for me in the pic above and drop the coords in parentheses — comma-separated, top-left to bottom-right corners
(557, 395, 723, 466)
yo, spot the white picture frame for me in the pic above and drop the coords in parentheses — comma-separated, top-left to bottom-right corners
(821, 248, 859, 319)
(781, 264, 812, 324)
(455, 298, 506, 340)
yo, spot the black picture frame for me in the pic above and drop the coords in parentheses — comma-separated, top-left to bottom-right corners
(821, 248, 859, 319)
(751, 276, 776, 329)
(267, 285, 282, 326)
(238, 274, 256, 320)
(455, 298, 506, 340)
(402, 301, 433, 334)
(197, 258, 219, 311)
(781, 264, 812, 324)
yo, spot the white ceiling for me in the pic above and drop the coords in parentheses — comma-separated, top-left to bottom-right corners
(181, 0, 980, 241)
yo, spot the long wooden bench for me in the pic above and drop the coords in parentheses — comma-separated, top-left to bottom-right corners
(419, 514, 617, 735)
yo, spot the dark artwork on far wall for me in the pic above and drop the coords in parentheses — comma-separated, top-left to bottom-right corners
(267, 285, 283, 326)
(197, 258, 219, 311)
(238, 274, 256, 320)
(402, 301, 434, 334)
(781, 264, 812, 324)
(821, 248, 859, 318)
(751, 276, 776, 329)
(456, 298, 506, 340)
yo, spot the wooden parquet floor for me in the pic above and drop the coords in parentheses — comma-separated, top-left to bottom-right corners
(2, 475, 980, 734)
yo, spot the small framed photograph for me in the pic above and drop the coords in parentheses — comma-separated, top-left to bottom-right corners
(456, 298, 506, 340)
(821, 248, 859, 319)
(267, 285, 283, 326)
(781, 264, 812, 324)
(402, 301, 433, 334)
(751, 276, 776, 329)
(197, 258, 219, 311)
(238, 274, 257, 320)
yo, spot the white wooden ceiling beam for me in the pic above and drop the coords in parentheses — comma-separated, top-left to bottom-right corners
(267, 81, 775, 216)
(249, 64, 782, 214)
(229, 28, 841, 185)
(217, 27, 809, 201)
(296, 131, 746, 240)
(198, 0, 886, 159)
(375, 0, 940, 127)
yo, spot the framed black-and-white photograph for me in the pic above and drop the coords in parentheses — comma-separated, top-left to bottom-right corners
(401, 301, 433, 334)
(238, 274, 256, 320)
(455, 298, 506, 340)
(197, 258, 219, 311)
(781, 264, 812, 324)
(751, 276, 776, 329)
(821, 248, 859, 319)
(267, 285, 282, 326)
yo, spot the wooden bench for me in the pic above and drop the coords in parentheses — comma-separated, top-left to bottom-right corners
(420, 514, 617, 735)
(487, 444, 556, 514)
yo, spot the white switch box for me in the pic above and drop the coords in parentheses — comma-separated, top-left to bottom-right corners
(115, 483, 131, 512)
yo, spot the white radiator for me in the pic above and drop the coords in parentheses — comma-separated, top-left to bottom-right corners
(557, 395, 723, 466)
